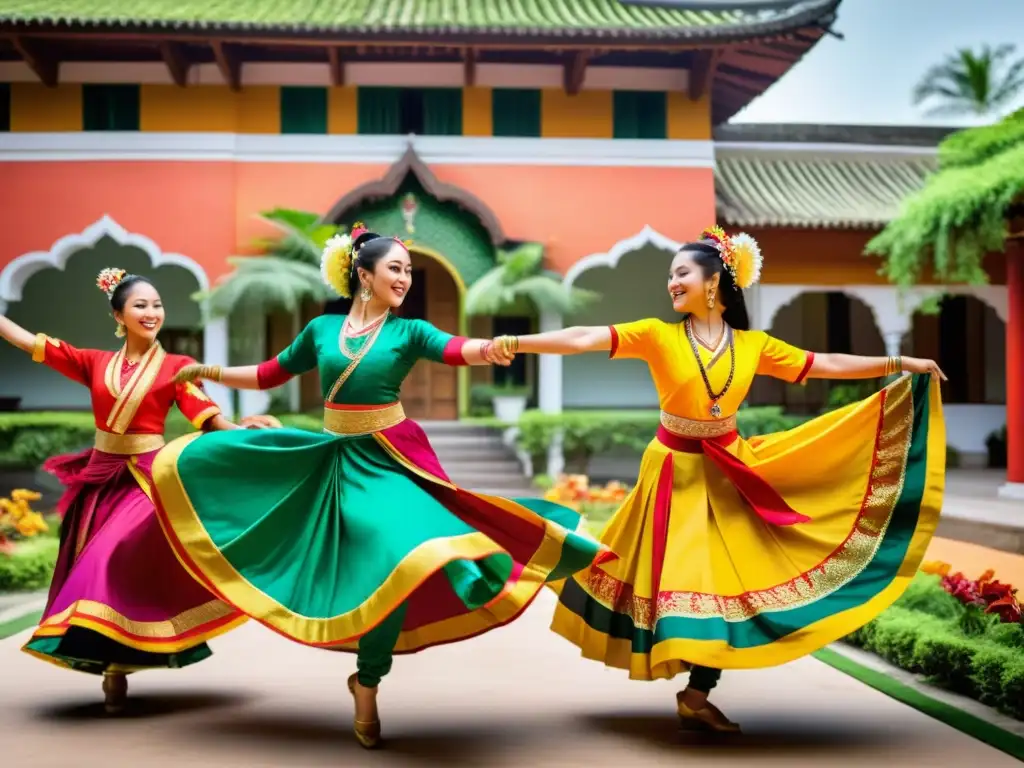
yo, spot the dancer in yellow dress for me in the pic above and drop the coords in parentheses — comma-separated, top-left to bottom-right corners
(498, 226, 946, 732)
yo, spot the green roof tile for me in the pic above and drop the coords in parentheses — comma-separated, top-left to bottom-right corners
(0, 0, 835, 38)
(717, 150, 937, 229)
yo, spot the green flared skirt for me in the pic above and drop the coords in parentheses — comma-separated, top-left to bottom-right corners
(151, 417, 612, 652)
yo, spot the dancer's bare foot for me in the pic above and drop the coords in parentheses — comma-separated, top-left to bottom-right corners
(102, 671, 128, 715)
(346, 673, 382, 748)
(676, 688, 740, 733)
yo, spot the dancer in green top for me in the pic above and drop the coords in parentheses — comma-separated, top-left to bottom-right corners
(154, 225, 612, 749)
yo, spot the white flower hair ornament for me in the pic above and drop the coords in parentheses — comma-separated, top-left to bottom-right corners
(700, 226, 763, 290)
(320, 233, 354, 298)
(96, 267, 128, 298)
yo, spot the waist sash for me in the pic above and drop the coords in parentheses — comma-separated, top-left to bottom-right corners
(322, 401, 406, 436)
(94, 430, 165, 455)
(656, 411, 809, 527)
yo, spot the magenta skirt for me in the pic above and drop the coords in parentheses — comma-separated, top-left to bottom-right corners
(21, 447, 244, 675)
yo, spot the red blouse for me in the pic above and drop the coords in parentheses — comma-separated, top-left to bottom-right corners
(31, 333, 220, 435)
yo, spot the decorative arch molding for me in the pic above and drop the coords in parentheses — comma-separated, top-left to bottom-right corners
(563, 225, 680, 289)
(0, 214, 209, 309)
(0, 214, 232, 417)
(323, 146, 507, 246)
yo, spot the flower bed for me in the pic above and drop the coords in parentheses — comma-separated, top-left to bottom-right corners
(846, 567, 1024, 719)
(542, 474, 627, 533)
(0, 489, 58, 592)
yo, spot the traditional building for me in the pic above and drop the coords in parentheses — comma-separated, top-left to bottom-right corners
(0, 1, 1010, 478)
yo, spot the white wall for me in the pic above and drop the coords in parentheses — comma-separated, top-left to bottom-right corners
(0, 238, 202, 409)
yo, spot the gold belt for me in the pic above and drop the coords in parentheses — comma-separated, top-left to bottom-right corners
(659, 410, 737, 439)
(322, 402, 406, 436)
(94, 430, 166, 455)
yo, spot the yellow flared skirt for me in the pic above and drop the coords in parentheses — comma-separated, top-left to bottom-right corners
(551, 373, 944, 680)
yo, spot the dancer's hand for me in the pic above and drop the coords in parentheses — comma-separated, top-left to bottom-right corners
(481, 339, 514, 367)
(900, 357, 948, 381)
(173, 364, 222, 384)
(240, 414, 282, 430)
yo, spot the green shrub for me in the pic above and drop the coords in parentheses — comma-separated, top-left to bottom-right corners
(913, 631, 981, 695)
(893, 573, 963, 619)
(1001, 658, 1024, 718)
(988, 621, 1024, 650)
(970, 645, 1015, 707)
(986, 425, 1008, 469)
(0, 536, 59, 592)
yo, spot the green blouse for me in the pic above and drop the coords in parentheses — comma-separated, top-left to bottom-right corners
(276, 314, 459, 405)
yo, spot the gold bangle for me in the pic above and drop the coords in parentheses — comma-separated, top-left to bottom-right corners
(204, 365, 223, 383)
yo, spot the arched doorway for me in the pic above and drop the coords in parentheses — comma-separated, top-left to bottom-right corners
(0, 236, 205, 410)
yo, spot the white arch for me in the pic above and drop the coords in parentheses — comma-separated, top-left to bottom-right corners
(0, 214, 232, 417)
(563, 225, 681, 289)
(0, 214, 209, 307)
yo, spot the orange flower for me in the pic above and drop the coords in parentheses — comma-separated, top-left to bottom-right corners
(920, 560, 951, 577)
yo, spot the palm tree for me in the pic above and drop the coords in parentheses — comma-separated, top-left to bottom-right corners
(465, 243, 598, 316)
(194, 208, 340, 319)
(913, 44, 1024, 119)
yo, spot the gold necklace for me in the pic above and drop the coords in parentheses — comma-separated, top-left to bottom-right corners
(341, 310, 389, 360)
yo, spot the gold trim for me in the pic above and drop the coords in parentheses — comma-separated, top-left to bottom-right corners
(94, 430, 165, 455)
(327, 313, 389, 402)
(322, 403, 406, 436)
(105, 344, 166, 434)
(189, 405, 221, 430)
(659, 410, 737, 438)
(31, 332, 47, 363)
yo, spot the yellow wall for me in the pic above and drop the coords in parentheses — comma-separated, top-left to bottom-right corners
(667, 92, 711, 140)
(236, 86, 280, 134)
(541, 89, 613, 138)
(327, 86, 358, 134)
(10, 83, 82, 131)
(462, 87, 493, 137)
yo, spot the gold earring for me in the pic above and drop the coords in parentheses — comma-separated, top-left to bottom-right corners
(115, 322, 126, 338)
(706, 289, 716, 309)
(360, 286, 372, 303)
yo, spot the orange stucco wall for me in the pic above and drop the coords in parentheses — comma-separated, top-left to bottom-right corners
(750, 227, 1008, 286)
(0, 161, 716, 283)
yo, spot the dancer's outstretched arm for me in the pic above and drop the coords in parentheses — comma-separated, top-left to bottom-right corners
(807, 354, 947, 381)
(0, 315, 37, 354)
(508, 326, 613, 356)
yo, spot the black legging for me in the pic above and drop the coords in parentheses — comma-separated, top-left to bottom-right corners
(688, 665, 722, 693)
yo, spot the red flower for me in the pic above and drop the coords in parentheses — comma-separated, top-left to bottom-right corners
(942, 572, 984, 606)
(980, 580, 1016, 604)
(985, 595, 1022, 624)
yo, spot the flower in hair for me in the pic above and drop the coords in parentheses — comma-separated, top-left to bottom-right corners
(96, 268, 127, 298)
(700, 226, 763, 290)
(321, 234, 353, 298)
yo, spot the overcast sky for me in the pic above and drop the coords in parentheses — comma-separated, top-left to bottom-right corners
(732, 0, 1024, 126)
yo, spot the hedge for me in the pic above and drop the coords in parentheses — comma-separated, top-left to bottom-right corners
(0, 536, 59, 592)
(846, 574, 1024, 719)
(0, 410, 324, 470)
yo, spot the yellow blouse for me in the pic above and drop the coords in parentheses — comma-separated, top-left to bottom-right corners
(610, 318, 812, 420)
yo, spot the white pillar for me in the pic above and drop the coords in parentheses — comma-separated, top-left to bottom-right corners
(203, 317, 233, 420)
(538, 310, 564, 477)
(883, 330, 904, 358)
(288, 311, 301, 412)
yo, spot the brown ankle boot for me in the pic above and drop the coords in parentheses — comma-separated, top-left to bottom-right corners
(102, 671, 128, 715)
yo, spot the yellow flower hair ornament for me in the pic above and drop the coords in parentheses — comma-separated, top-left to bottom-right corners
(96, 267, 127, 298)
(700, 226, 763, 290)
(320, 233, 353, 298)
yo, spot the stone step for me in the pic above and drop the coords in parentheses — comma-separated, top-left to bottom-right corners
(431, 446, 520, 463)
(433, 459, 526, 474)
(445, 470, 535, 488)
(417, 421, 504, 436)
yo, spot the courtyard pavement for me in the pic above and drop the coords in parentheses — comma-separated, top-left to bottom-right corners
(2, 589, 1018, 768)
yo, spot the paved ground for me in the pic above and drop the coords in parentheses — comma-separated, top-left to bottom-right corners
(2, 590, 1018, 768)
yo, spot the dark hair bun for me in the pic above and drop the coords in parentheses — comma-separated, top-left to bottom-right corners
(353, 231, 381, 252)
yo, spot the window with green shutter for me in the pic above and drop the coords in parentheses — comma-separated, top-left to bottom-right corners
(613, 90, 667, 140)
(357, 87, 463, 136)
(280, 86, 328, 134)
(82, 84, 140, 131)
(492, 88, 541, 137)
(0, 83, 10, 132)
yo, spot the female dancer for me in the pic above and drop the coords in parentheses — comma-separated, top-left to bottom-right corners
(499, 226, 946, 732)
(158, 226, 611, 749)
(0, 269, 255, 713)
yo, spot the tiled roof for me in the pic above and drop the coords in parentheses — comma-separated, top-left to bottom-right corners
(0, 0, 837, 39)
(716, 148, 937, 229)
(714, 123, 961, 148)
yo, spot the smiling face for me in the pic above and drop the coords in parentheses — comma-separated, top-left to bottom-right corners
(667, 249, 719, 314)
(360, 241, 413, 309)
(113, 281, 164, 343)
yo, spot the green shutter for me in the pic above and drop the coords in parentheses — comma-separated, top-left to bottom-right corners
(613, 91, 667, 140)
(421, 88, 463, 136)
(0, 83, 9, 132)
(492, 88, 541, 137)
(280, 86, 327, 134)
(82, 84, 140, 131)
(357, 87, 402, 135)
